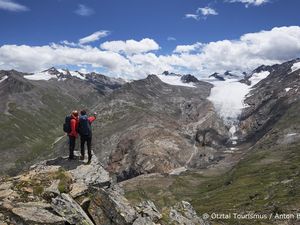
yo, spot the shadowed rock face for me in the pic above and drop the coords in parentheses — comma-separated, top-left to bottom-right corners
(87, 75, 230, 181)
(181, 74, 200, 83)
(239, 59, 300, 143)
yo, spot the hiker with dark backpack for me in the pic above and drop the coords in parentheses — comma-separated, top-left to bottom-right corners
(78, 110, 97, 164)
(63, 110, 79, 160)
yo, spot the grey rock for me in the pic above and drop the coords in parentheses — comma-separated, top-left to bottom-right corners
(16, 202, 52, 209)
(0, 189, 14, 200)
(135, 200, 162, 222)
(132, 216, 156, 225)
(79, 197, 91, 211)
(239, 59, 300, 143)
(89, 187, 137, 225)
(11, 206, 65, 225)
(69, 153, 111, 188)
(181, 74, 199, 83)
(0, 212, 6, 224)
(69, 182, 89, 198)
(44, 180, 60, 197)
(169, 201, 207, 225)
(0, 182, 13, 191)
(51, 193, 94, 225)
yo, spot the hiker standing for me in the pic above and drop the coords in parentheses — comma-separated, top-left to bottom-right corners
(64, 110, 79, 160)
(78, 110, 96, 163)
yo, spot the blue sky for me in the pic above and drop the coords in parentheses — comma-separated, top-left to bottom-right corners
(1, 0, 300, 78)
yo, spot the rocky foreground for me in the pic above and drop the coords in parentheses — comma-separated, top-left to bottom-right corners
(0, 152, 210, 225)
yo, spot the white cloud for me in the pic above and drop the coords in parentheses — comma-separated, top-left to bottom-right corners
(0, 44, 133, 75)
(172, 26, 300, 74)
(184, 14, 199, 20)
(197, 7, 218, 16)
(167, 37, 176, 41)
(227, 0, 269, 7)
(1, 26, 300, 80)
(60, 40, 79, 47)
(74, 4, 94, 16)
(79, 31, 110, 44)
(174, 43, 203, 53)
(100, 38, 160, 55)
(0, 0, 28, 12)
(185, 6, 218, 21)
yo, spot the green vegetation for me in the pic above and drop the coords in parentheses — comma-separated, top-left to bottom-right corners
(0, 88, 93, 175)
(124, 101, 300, 225)
(54, 168, 73, 193)
(13, 167, 72, 201)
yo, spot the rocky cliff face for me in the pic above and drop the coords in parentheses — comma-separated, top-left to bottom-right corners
(239, 59, 300, 143)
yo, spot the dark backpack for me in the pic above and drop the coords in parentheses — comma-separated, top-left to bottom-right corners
(63, 115, 72, 133)
(78, 115, 91, 136)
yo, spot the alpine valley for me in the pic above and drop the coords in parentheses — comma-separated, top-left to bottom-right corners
(0, 59, 300, 225)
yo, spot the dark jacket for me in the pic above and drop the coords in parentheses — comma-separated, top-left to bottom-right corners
(78, 115, 96, 137)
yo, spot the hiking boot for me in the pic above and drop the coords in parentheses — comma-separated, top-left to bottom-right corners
(87, 156, 92, 164)
(79, 156, 84, 160)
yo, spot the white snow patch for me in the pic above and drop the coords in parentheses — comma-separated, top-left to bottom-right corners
(70, 71, 86, 80)
(291, 62, 300, 73)
(286, 133, 298, 137)
(205, 71, 270, 126)
(249, 71, 270, 86)
(203, 71, 270, 143)
(169, 167, 187, 175)
(285, 88, 292, 92)
(57, 69, 68, 75)
(24, 72, 57, 81)
(206, 79, 250, 125)
(157, 75, 195, 87)
(0, 75, 8, 83)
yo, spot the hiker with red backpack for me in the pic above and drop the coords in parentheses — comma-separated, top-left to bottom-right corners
(63, 110, 79, 160)
(78, 110, 97, 164)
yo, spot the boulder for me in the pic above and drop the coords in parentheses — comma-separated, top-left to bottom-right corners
(0, 189, 14, 200)
(89, 188, 137, 225)
(132, 216, 156, 225)
(70, 182, 89, 198)
(135, 200, 162, 222)
(52, 193, 94, 225)
(169, 201, 207, 225)
(43, 180, 60, 200)
(69, 153, 111, 188)
(11, 206, 65, 225)
(0, 182, 13, 191)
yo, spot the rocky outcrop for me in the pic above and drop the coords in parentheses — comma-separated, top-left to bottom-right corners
(181, 74, 200, 83)
(11, 206, 65, 225)
(239, 59, 300, 143)
(209, 72, 225, 81)
(0, 151, 206, 225)
(0, 153, 111, 225)
(134, 200, 162, 222)
(89, 187, 138, 225)
(52, 193, 94, 225)
(169, 201, 207, 225)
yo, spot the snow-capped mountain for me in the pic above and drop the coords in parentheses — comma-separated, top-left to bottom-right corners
(208, 71, 240, 81)
(157, 72, 200, 87)
(24, 67, 87, 81)
(1, 59, 300, 225)
(23, 67, 126, 94)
